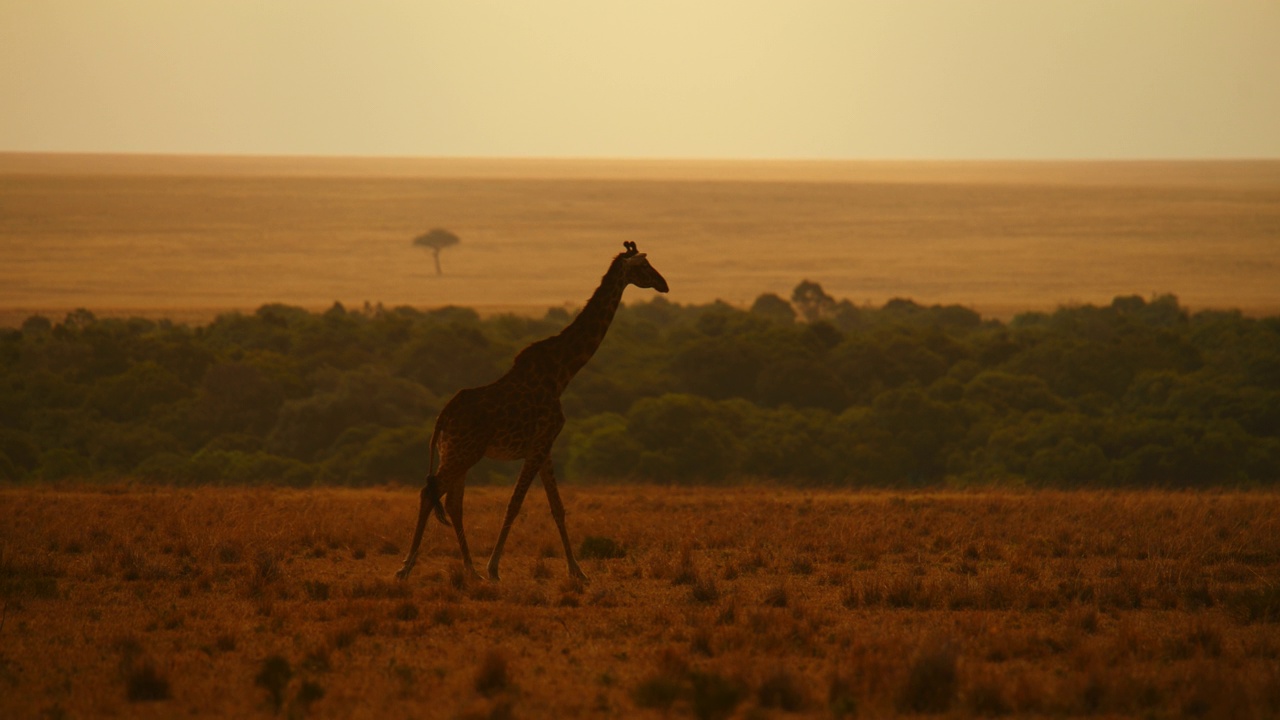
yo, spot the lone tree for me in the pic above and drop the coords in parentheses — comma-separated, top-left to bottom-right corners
(413, 228, 460, 275)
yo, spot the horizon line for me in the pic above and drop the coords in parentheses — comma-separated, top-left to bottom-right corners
(3, 150, 1280, 164)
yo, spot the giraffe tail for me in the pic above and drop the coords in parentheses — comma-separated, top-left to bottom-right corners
(426, 420, 449, 526)
(426, 473, 449, 526)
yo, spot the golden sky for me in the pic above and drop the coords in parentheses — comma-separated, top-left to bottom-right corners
(2, 1, 1278, 159)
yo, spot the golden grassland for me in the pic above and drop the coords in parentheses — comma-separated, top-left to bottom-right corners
(2, 154, 1279, 326)
(3, 485, 1280, 718)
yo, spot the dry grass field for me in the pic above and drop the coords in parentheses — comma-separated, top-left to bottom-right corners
(2, 154, 1278, 325)
(3, 485, 1280, 718)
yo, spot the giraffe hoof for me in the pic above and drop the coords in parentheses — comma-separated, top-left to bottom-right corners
(570, 566, 588, 582)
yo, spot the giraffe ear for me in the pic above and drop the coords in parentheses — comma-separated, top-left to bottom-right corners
(626, 252, 648, 264)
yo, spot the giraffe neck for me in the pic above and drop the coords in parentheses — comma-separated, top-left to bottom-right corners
(548, 257, 628, 389)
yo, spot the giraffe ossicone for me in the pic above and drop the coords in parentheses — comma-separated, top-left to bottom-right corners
(395, 242, 669, 582)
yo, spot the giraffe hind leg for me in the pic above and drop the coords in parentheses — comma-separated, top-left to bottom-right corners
(487, 455, 543, 582)
(395, 476, 446, 580)
(444, 478, 484, 581)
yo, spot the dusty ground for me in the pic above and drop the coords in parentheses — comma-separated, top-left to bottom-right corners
(2, 485, 1279, 718)
(3, 155, 1278, 326)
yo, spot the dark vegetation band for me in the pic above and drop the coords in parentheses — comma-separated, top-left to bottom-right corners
(2, 282, 1277, 487)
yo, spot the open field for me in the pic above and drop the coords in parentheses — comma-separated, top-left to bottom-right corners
(3, 485, 1280, 718)
(2, 154, 1278, 326)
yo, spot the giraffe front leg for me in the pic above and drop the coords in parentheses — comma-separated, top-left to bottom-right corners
(487, 455, 542, 582)
(541, 461, 587, 581)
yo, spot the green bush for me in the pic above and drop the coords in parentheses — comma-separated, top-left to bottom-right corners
(2, 287, 1277, 487)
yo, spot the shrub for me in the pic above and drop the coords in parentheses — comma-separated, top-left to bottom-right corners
(757, 666, 807, 711)
(297, 680, 325, 711)
(632, 653, 744, 720)
(828, 670, 858, 718)
(689, 671, 745, 720)
(125, 661, 171, 702)
(475, 648, 513, 697)
(255, 655, 293, 713)
(579, 535, 626, 560)
(7, 291, 1280, 488)
(633, 674, 684, 711)
(897, 640, 958, 714)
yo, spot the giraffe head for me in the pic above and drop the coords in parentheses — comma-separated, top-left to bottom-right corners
(619, 241, 669, 293)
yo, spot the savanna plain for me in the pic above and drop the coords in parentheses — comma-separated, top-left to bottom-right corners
(2, 155, 1278, 323)
(3, 156, 1280, 718)
(4, 486, 1280, 718)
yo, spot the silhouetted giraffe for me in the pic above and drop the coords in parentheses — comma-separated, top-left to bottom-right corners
(396, 242, 669, 582)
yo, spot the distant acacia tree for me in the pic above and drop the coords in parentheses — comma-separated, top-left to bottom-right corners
(412, 228, 460, 275)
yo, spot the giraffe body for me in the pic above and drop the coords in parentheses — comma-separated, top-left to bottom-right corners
(396, 243, 668, 582)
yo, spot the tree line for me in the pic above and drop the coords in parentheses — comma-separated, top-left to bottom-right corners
(2, 283, 1277, 487)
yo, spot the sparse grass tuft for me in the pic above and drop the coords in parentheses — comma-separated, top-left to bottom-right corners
(672, 550, 699, 586)
(789, 557, 815, 576)
(0, 547, 60, 600)
(1226, 584, 1280, 624)
(431, 605, 457, 626)
(303, 580, 330, 601)
(393, 601, 419, 621)
(349, 579, 410, 599)
(468, 582, 501, 602)
(247, 550, 282, 598)
(329, 627, 356, 651)
(215, 633, 237, 653)
(301, 647, 331, 673)
(215, 542, 241, 564)
(690, 577, 720, 605)
(762, 584, 788, 608)
(448, 564, 470, 590)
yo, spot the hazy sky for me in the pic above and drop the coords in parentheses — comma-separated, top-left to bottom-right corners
(2, 1, 1278, 159)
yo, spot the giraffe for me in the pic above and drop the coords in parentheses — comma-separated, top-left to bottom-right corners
(395, 241, 669, 582)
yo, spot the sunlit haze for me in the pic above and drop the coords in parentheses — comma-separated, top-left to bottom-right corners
(3, 1, 1278, 159)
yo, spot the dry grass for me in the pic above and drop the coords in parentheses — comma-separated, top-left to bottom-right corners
(2, 485, 1280, 718)
(3, 156, 1279, 325)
